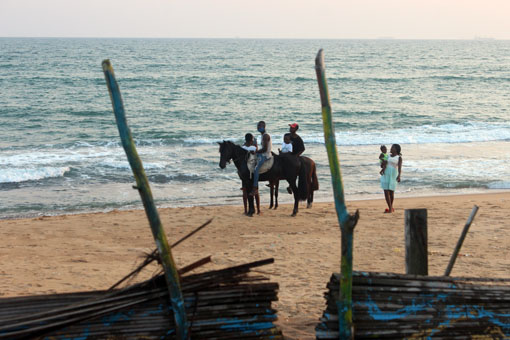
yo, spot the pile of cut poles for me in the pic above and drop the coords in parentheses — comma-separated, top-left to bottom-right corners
(0, 256, 282, 339)
(316, 271, 510, 339)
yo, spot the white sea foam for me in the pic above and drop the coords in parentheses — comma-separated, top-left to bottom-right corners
(188, 122, 510, 146)
(488, 181, 510, 189)
(0, 148, 118, 167)
(98, 159, 167, 170)
(301, 122, 510, 146)
(187, 137, 240, 145)
(0, 167, 70, 183)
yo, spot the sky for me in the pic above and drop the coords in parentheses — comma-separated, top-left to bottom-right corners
(1, 0, 510, 39)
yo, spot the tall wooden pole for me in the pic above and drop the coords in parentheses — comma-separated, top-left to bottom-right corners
(405, 209, 428, 275)
(315, 49, 359, 340)
(102, 60, 188, 340)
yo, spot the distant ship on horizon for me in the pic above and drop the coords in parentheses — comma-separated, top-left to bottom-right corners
(473, 36, 495, 41)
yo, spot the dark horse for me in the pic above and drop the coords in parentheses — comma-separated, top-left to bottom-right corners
(268, 156, 318, 210)
(218, 141, 307, 216)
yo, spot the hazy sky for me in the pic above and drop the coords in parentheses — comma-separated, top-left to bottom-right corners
(1, 0, 509, 39)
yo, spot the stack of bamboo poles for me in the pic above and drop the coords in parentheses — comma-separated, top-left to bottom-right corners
(0, 258, 282, 339)
(316, 271, 510, 339)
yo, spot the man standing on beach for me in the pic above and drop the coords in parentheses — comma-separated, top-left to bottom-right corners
(251, 121, 272, 196)
(289, 123, 305, 157)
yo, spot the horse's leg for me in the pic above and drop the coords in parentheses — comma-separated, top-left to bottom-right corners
(308, 159, 318, 208)
(256, 192, 261, 215)
(269, 182, 274, 209)
(245, 179, 255, 217)
(242, 188, 248, 215)
(306, 169, 313, 208)
(247, 195, 255, 217)
(274, 180, 279, 210)
(288, 178, 299, 216)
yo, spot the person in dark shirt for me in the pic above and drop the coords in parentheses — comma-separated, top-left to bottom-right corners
(286, 123, 305, 194)
(288, 123, 305, 156)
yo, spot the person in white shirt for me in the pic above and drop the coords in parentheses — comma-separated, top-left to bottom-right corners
(251, 121, 271, 196)
(279, 133, 293, 154)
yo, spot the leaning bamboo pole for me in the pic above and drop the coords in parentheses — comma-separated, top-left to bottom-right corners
(444, 205, 479, 276)
(315, 49, 359, 339)
(102, 59, 188, 340)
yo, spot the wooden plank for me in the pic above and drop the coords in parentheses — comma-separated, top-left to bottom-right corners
(350, 270, 510, 283)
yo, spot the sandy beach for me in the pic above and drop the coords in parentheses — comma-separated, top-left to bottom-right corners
(1, 191, 509, 339)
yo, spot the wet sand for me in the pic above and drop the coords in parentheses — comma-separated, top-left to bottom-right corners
(1, 191, 509, 339)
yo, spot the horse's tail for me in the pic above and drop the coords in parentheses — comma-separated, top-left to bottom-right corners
(310, 160, 319, 191)
(297, 158, 308, 201)
(302, 157, 319, 192)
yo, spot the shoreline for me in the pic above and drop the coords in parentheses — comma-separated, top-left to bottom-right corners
(2, 188, 509, 221)
(1, 191, 509, 339)
(2, 140, 509, 221)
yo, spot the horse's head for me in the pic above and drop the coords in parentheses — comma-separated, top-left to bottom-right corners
(218, 140, 234, 169)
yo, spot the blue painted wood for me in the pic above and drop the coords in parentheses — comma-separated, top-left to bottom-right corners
(101, 59, 189, 340)
(316, 271, 510, 339)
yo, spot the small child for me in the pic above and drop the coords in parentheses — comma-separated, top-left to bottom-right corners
(379, 145, 388, 175)
(279, 133, 293, 154)
(241, 133, 257, 152)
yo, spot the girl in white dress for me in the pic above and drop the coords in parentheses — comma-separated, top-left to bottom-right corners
(380, 144, 402, 213)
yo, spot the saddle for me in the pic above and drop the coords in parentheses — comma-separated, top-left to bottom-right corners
(247, 153, 274, 177)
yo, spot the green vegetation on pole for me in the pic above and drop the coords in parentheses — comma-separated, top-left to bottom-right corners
(315, 49, 359, 340)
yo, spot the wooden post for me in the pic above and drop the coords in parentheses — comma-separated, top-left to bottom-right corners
(444, 205, 479, 276)
(315, 49, 359, 340)
(102, 60, 188, 340)
(405, 209, 428, 275)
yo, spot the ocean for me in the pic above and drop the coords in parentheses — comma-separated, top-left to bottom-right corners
(1, 38, 509, 219)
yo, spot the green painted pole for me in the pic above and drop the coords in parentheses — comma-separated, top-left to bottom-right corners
(102, 60, 189, 340)
(315, 49, 359, 339)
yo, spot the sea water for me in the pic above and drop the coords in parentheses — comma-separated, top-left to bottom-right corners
(0, 38, 509, 219)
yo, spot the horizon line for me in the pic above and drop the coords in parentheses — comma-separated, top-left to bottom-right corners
(0, 36, 508, 41)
